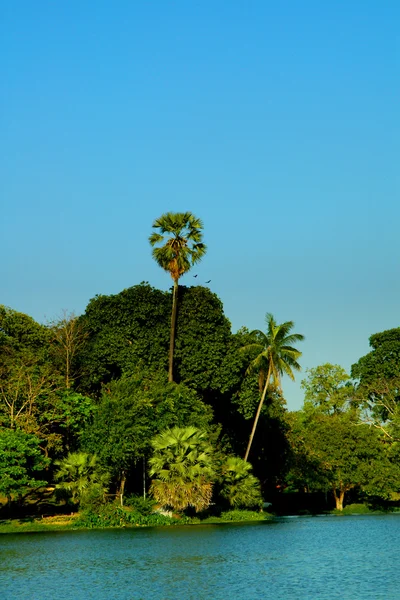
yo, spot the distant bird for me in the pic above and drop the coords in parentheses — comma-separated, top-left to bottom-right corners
(205, 280, 211, 283)
(193, 274, 198, 278)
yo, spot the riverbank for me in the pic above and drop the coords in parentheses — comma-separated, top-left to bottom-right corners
(0, 509, 273, 534)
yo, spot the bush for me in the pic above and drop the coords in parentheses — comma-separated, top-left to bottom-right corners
(333, 503, 373, 515)
(74, 503, 176, 529)
(201, 510, 269, 523)
(124, 495, 156, 515)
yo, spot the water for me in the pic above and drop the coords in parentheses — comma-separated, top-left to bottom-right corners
(1, 515, 399, 599)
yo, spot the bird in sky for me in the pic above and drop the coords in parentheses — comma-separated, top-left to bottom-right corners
(205, 280, 211, 283)
(193, 274, 198, 278)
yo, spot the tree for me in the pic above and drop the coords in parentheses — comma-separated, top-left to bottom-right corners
(301, 364, 354, 415)
(352, 328, 400, 386)
(149, 426, 215, 512)
(218, 456, 263, 509)
(0, 428, 49, 505)
(149, 212, 207, 382)
(54, 452, 109, 507)
(47, 310, 88, 389)
(77, 283, 171, 393)
(241, 313, 304, 461)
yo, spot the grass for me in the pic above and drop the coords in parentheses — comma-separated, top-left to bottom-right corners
(0, 514, 78, 534)
(332, 503, 382, 515)
(0, 508, 273, 534)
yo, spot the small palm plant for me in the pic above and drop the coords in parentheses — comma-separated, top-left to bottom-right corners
(149, 426, 215, 512)
(149, 212, 207, 382)
(219, 456, 263, 509)
(54, 452, 109, 507)
(241, 313, 304, 461)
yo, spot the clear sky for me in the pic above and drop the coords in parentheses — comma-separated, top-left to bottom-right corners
(1, 1, 399, 410)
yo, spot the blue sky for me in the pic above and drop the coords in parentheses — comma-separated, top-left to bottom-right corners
(1, 1, 399, 409)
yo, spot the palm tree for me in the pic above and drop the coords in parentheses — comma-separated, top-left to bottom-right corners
(54, 452, 109, 506)
(241, 313, 304, 461)
(219, 456, 263, 508)
(148, 426, 215, 512)
(149, 212, 206, 382)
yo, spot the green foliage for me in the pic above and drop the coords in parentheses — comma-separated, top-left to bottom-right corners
(0, 428, 49, 502)
(352, 328, 400, 385)
(149, 212, 206, 281)
(218, 456, 263, 509)
(124, 494, 157, 515)
(301, 364, 354, 415)
(54, 452, 109, 506)
(77, 283, 171, 391)
(287, 406, 398, 509)
(149, 426, 215, 512)
(57, 391, 95, 450)
(203, 510, 267, 523)
(332, 503, 373, 515)
(0, 305, 51, 357)
(74, 503, 175, 528)
(174, 286, 232, 392)
(82, 373, 214, 488)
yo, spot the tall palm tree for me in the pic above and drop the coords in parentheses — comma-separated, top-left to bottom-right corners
(241, 313, 304, 461)
(149, 426, 215, 512)
(149, 212, 206, 382)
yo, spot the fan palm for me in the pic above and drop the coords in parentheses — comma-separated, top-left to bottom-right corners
(149, 212, 206, 382)
(219, 456, 263, 508)
(149, 426, 215, 512)
(241, 313, 304, 461)
(54, 452, 109, 506)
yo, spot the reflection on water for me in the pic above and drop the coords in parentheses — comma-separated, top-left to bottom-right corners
(1, 516, 399, 599)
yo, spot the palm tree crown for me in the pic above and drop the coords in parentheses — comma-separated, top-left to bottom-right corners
(241, 313, 304, 461)
(149, 212, 207, 282)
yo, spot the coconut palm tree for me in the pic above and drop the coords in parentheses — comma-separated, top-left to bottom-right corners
(241, 313, 304, 461)
(149, 212, 206, 382)
(148, 426, 215, 512)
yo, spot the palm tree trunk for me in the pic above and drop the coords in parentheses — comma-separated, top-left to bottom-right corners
(168, 279, 179, 382)
(244, 363, 272, 462)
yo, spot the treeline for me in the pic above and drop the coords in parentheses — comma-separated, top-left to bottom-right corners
(1, 283, 400, 516)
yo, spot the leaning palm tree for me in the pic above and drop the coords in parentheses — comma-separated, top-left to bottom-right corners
(149, 426, 215, 512)
(149, 212, 207, 382)
(241, 313, 304, 461)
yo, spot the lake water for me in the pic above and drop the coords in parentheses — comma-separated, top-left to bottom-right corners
(1, 515, 399, 599)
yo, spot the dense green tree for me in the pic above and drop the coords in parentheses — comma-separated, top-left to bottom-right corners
(241, 313, 304, 461)
(77, 283, 233, 401)
(352, 328, 400, 385)
(77, 283, 171, 392)
(0, 428, 49, 504)
(301, 364, 355, 415)
(149, 212, 207, 382)
(149, 426, 215, 512)
(54, 452, 109, 507)
(174, 285, 232, 392)
(0, 305, 51, 359)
